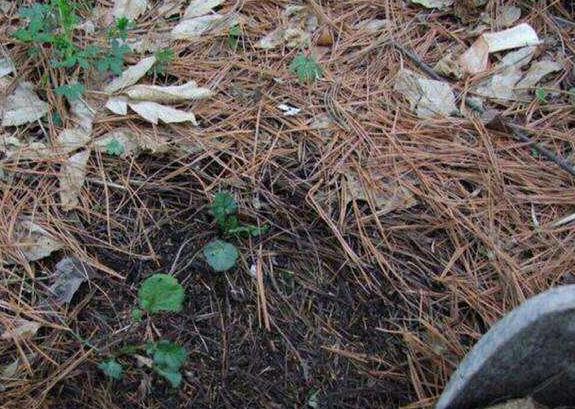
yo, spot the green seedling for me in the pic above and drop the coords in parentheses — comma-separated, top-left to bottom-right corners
(290, 54, 323, 83)
(106, 139, 125, 156)
(227, 24, 241, 50)
(210, 192, 267, 237)
(54, 83, 85, 101)
(203, 239, 239, 272)
(98, 359, 123, 380)
(153, 48, 175, 75)
(138, 274, 185, 315)
(146, 340, 187, 388)
(535, 88, 547, 104)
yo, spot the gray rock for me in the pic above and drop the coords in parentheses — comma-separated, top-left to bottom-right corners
(436, 285, 575, 409)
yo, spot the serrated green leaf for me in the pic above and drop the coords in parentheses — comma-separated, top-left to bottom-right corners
(54, 83, 85, 101)
(211, 192, 238, 224)
(290, 54, 323, 83)
(535, 88, 547, 104)
(203, 240, 239, 272)
(98, 359, 123, 380)
(131, 308, 143, 322)
(106, 139, 125, 156)
(148, 340, 187, 371)
(154, 366, 182, 388)
(138, 274, 185, 314)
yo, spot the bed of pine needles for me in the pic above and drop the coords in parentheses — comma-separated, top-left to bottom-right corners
(0, 0, 574, 408)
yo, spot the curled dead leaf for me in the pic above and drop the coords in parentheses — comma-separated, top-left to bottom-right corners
(124, 81, 213, 103)
(104, 56, 157, 94)
(128, 101, 198, 125)
(59, 150, 90, 211)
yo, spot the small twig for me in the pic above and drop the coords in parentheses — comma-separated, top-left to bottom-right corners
(391, 41, 575, 178)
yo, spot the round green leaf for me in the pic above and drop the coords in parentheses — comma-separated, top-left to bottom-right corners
(203, 240, 239, 272)
(149, 340, 187, 370)
(138, 274, 185, 314)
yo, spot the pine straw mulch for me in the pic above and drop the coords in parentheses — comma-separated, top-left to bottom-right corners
(0, 0, 574, 408)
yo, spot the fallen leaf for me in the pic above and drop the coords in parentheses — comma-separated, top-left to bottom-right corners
(0, 0, 11, 13)
(93, 128, 170, 157)
(8, 220, 64, 263)
(496, 6, 521, 28)
(516, 61, 562, 92)
(53, 99, 95, 154)
(459, 23, 540, 74)
(47, 257, 91, 305)
(0, 80, 49, 127)
(354, 19, 388, 33)
(128, 32, 171, 53)
(309, 113, 334, 130)
(125, 81, 213, 103)
(106, 96, 129, 115)
(496, 46, 536, 70)
(0, 57, 15, 79)
(59, 150, 90, 211)
(394, 69, 458, 118)
(1, 319, 40, 341)
(158, 0, 185, 17)
(475, 69, 523, 100)
(256, 27, 310, 49)
(104, 56, 157, 94)
(112, 0, 148, 20)
(434, 52, 464, 79)
(410, 0, 454, 8)
(128, 101, 198, 125)
(183, 0, 224, 18)
(0, 358, 20, 380)
(343, 171, 417, 214)
(171, 13, 237, 40)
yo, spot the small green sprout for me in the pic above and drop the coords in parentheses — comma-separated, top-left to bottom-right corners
(106, 139, 125, 157)
(146, 340, 187, 388)
(153, 48, 175, 75)
(98, 359, 123, 380)
(290, 54, 323, 83)
(54, 83, 85, 101)
(535, 88, 547, 104)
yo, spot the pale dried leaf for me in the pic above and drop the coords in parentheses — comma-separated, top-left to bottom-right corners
(1, 359, 19, 379)
(516, 61, 563, 91)
(93, 128, 170, 157)
(8, 220, 64, 263)
(59, 150, 90, 211)
(1, 319, 40, 341)
(183, 0, 224, 18)
(47, 257, 91, 305)
(496, 46, 536, 70)
(277, 104, 301, 116)
(104, 56, 156, 94)
(0, 58, 15, 79)
(125, 81, 213, 103)
(257, 27, 309, 49)
(343, 171, 417, 214)
(128, 32, 171, 53)
(434, 53, 464, 79)
(394, 69, 458, 118)
(112, 0, 148, 20)
(309, 113, 333, 130)
(158, 0, 185, 17)
(460, 24, 540, 74)
(0, 1, 11, 13)
(411, 0, 453, 8)
(106, 96, 129, 115)
(496, 6, 521, 28)
(128, 101, 197, 125)
(475, 68, 523, 100)
(0, 80, 49, 127)
(171, 13, 237, 40)
(354, 19, 388, 33)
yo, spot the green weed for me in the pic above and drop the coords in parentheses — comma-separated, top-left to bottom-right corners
(290, 54, 323, 83)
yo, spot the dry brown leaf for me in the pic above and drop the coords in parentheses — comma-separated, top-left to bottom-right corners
(459, 24, 540, 74)
(112, 0, 148, 20)
(59, 150, 90, 211)
(516, 61, 563, 92)
(183, 0, 224, 18)
(171, 13, 237, 40)
(125, 81, 213, 103)
(105, 96, 129, 115)
(47, 257, 91, 305)
(7, 220, 64, 263)
(394, 69, 458, 118)
(93, 128, 170, 157)
(343, 171, 417, 214)
(1, 319, 40, 341)
(0, 80, 49, 127)
(128, 101, 197, 125)
(104, 56, 156, 94)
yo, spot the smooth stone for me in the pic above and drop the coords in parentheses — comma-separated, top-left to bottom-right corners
(436, 285, 575, 409)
